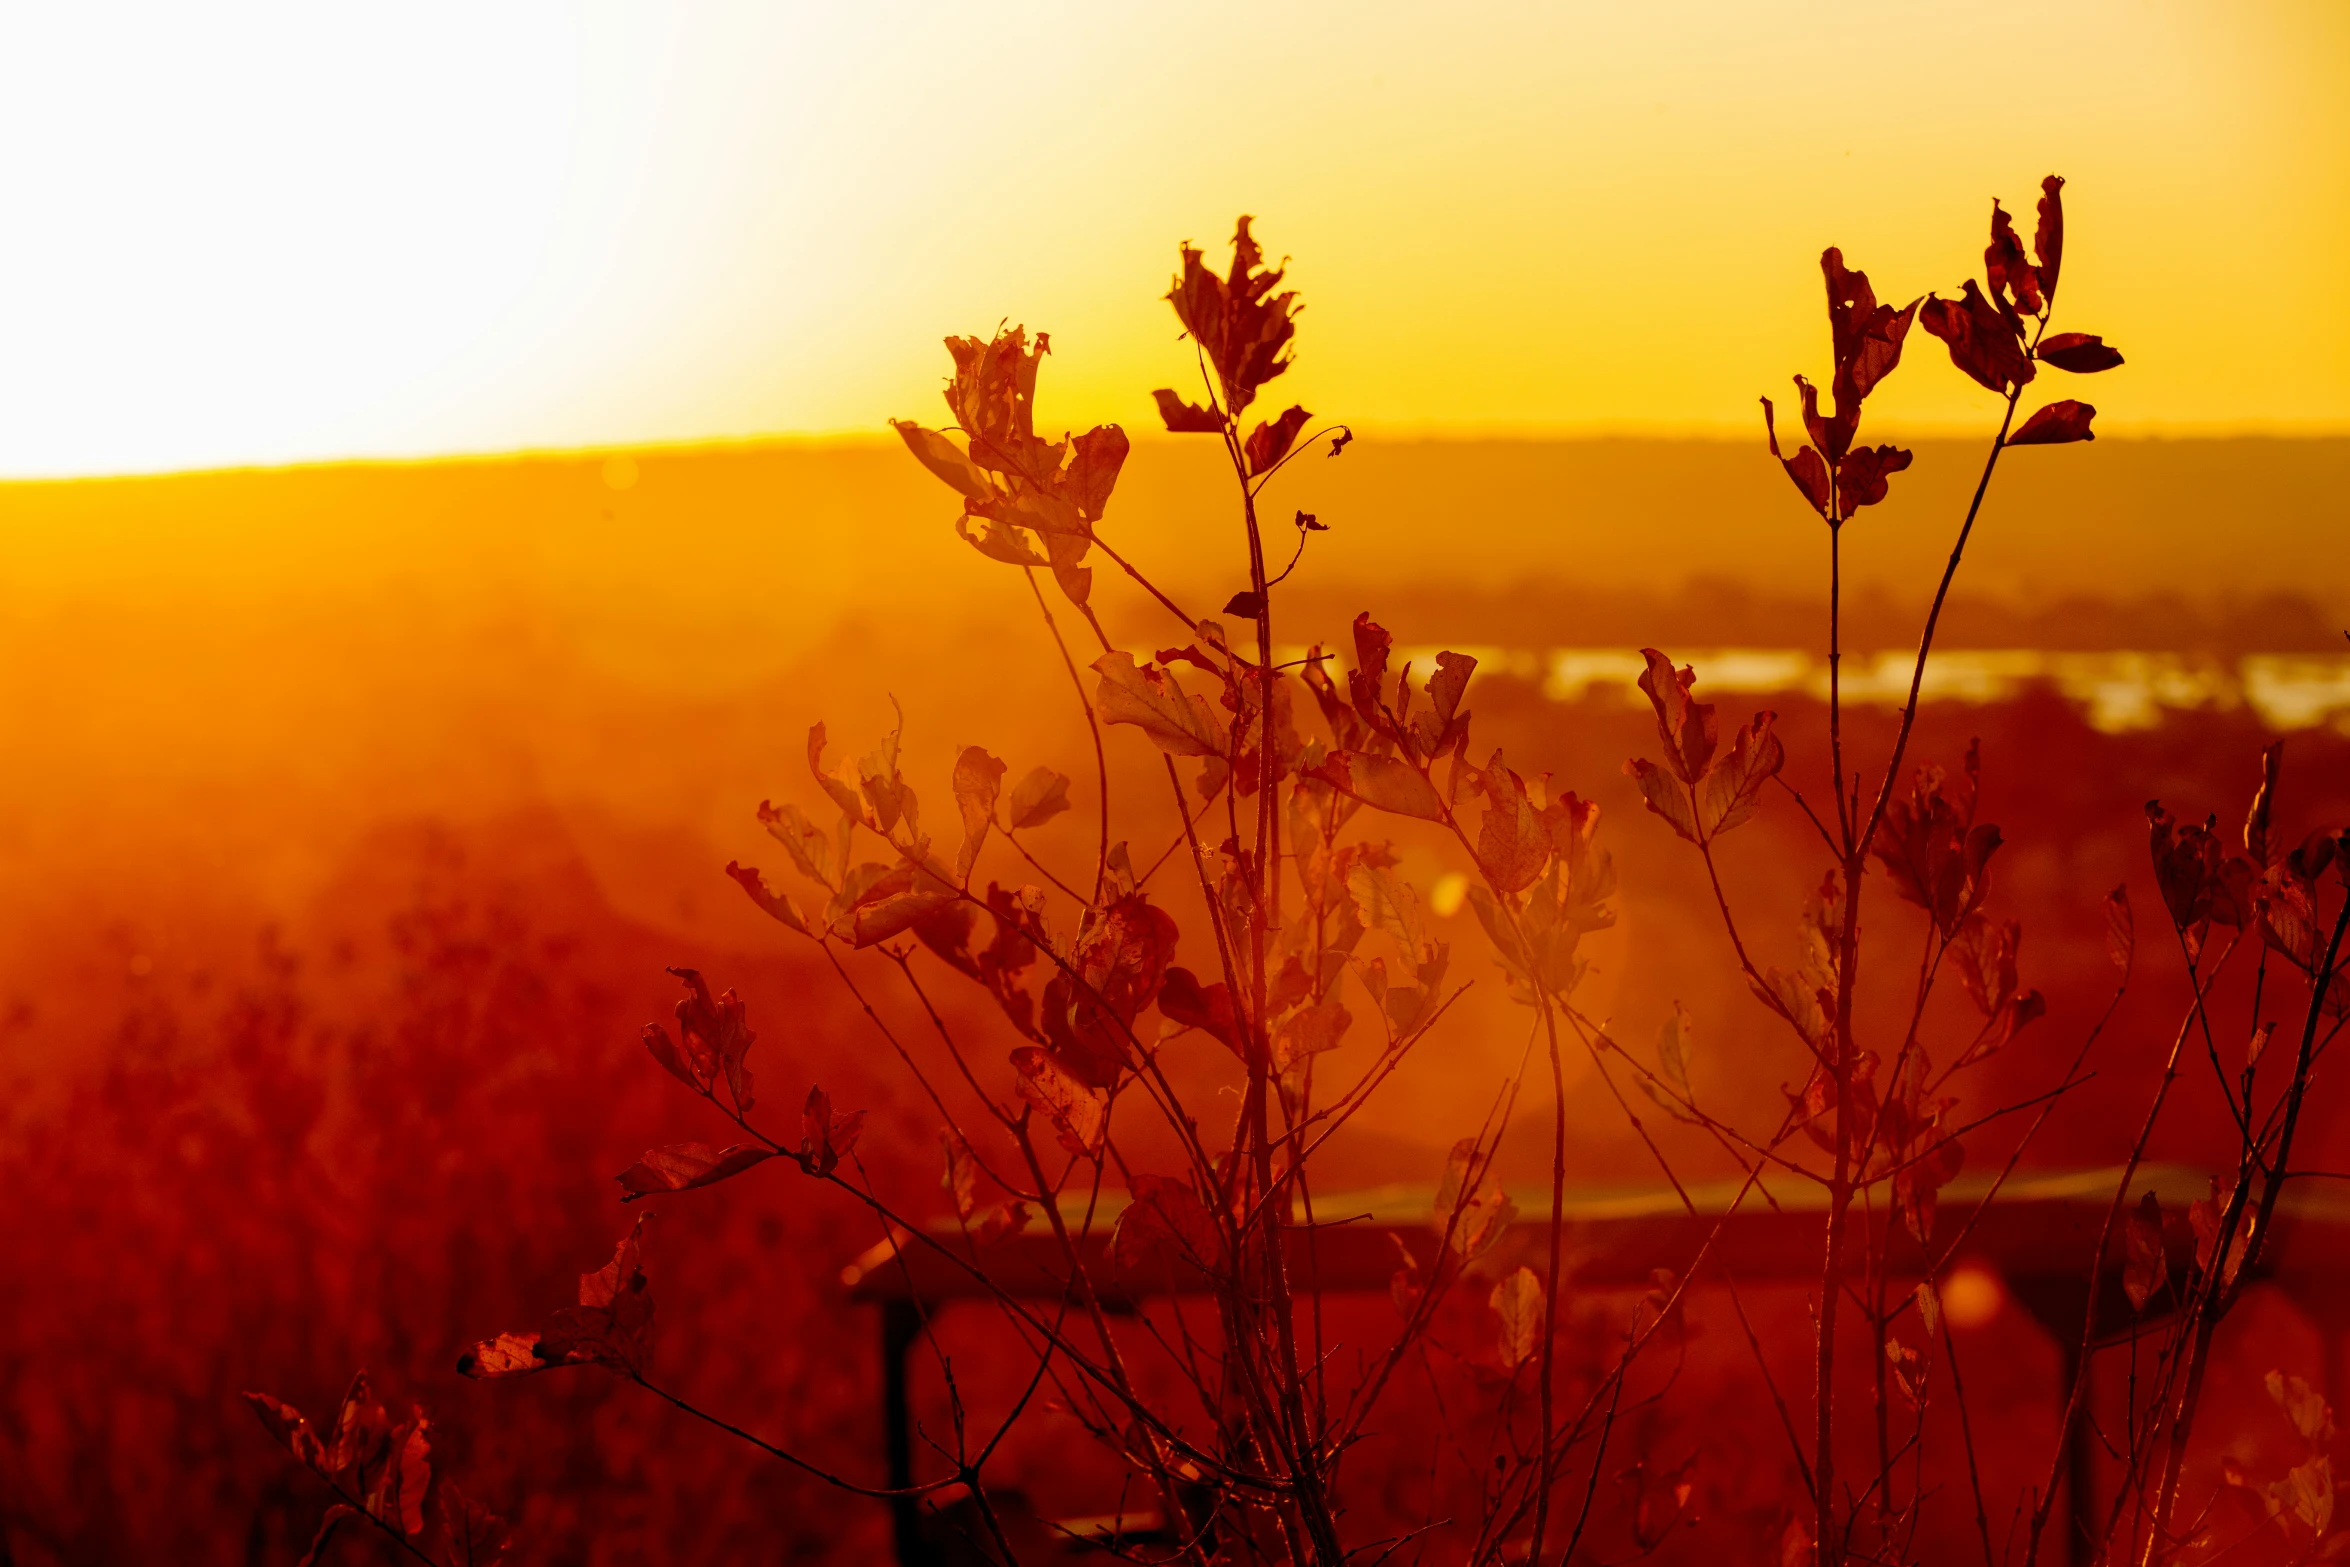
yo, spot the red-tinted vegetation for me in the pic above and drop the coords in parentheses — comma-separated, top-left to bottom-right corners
(6, 182, 2349, 1567)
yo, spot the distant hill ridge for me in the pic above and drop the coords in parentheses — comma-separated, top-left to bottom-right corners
(2, 436, 2340, 659)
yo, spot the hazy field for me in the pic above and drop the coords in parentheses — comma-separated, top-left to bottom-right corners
(2, 435, 2344, 1562)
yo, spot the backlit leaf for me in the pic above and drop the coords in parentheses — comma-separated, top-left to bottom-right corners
(2105, 884, 2134, 970)
(1272, 997, 1351, 1072)
(952, 745, 1007, 881)
(2268, 1370, 2336, 1444)
(941, 1130, 978, 1221)
(2007, 399, 2096, 446)
(2037, 332, 2123, 373)
(1475, 759, 1551, 893)
(1696, 710, 1782, 837)
(1006, 765, 1073, 830)
(1635, 649, 1717, 784)
(1114, 1173, 1221, 1275)
(1623, 757, 1700, 844)
(806, 723, 869, 826)
(296, 1505, 358, 1567)
(1763, 397, 1831, 517)
(2124, 1190, 2169, 1310)
(1834, 445, 1912, 520)
(1093, 651, 1226, 759)
(1920, 279, 2032, 394)
(2032, 174, 2065, 301)
(1985, 200, 2044, 316)
(1435, 1139, 1518, 1264)
(1159, 965, 1242, 1055)
(1151, 388, 1225, 432)
(1309, 750, 1444, 821)
(617, 1142, 776, 1202)
(1011, 1045, 1108, 1155)
(1244, 404, 1311, 476)
(663, 968, 756, 1112)
(724, 861, 809, 935)
(890, 419, 994, 501)
(458, 1216, 655, 1380)
(801, 1085, 863, 1177)
(430, 1487, 512, 1566)
(1166, 217, 1298, 418)
(1491, 1266, 1545, 1370)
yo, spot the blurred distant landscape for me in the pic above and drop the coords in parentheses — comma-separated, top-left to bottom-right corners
(3, 434, 2341, 947)
(2, 434, 2345, 1561)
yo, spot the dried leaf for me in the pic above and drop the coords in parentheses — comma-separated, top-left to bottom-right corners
(2105, 884, 2135, 970)
(1309, 750, 1445, 821)
(1114, 1173, 1221, 1275)
(1158, 965, 1242, 1054)
(890, 420, 994, 501)
(617, 1142, 776, 1202)
(1985, 200, 2045, 316)
(1093, 651, 1226, 759)
(2038, 332, 2123, 373)
(1624, 756, 1700, 844)
(724, 861, 809, 935)
(2282, 1455, 2334, 1536)
(296, 1504, 359, 1567)
(2269, 1370, 2336, 1444)
(1244, 404, 1311, 475)
(1638, 1003, 1698, 1123)
(952, 745, 1007, 881)
(806, 723, 869, 826)
(1491, 1266, 1545, 1370)
(2124, 1191, 2169, 1310)
(1151, 389, 1226, 432)
(974, 1201, 1031, 1248)
(2032, 175, 2065, 300)
(1475, 760, 1551, 893)
(1063, 425, 1129, 520)
(758, 797, 843, 889)
(1166, 217, 1298, 417)
(1696, 710, 1782, 836)
(2007, 399, 2097, 446)
(1920, 279, 2032, 395)
(1435, 1138, 1518, 1262)
(2189, 1177, 2249, 1292)
(1011, 1045, 1108, 1155)
(245, 1390, 329, 1472)
(1635, 649, 1717, 784)
(458, 1217, 655, 1380)
(2246, 741, 2284, 864)
(663, 968, 756, 1112)
(1834, 445, 1913, 520)
(430, 1486, 511, 1566)
(1408, 650, 1476, 758)
(801, 1086, 864, 1177)
(1272, 997, 1352, 1072)
(1763, 397, 1832, 516)
(941, 1129, 978, 1221)
(1894, 1134, 1963, 1244)
(1006, 765, 1073, 830)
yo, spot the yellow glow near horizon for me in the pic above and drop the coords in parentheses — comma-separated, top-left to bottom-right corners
(0, 1, 2343, 476)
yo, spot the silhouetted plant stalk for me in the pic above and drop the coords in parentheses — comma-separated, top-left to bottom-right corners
(244, 185, 2350, 1567)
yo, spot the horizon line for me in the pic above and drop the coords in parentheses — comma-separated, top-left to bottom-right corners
(6, 419, 2348, 485)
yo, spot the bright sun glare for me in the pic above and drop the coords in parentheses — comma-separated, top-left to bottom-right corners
(0, 2, 2343, 476)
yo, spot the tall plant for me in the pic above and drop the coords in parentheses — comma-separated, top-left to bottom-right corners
(245, 184, 2350, 1567)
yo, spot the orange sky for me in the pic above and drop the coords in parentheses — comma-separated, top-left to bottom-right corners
(0, 2, 2343, 475)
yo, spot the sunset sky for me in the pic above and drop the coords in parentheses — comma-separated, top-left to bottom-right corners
(0, 1, 2343, 475)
